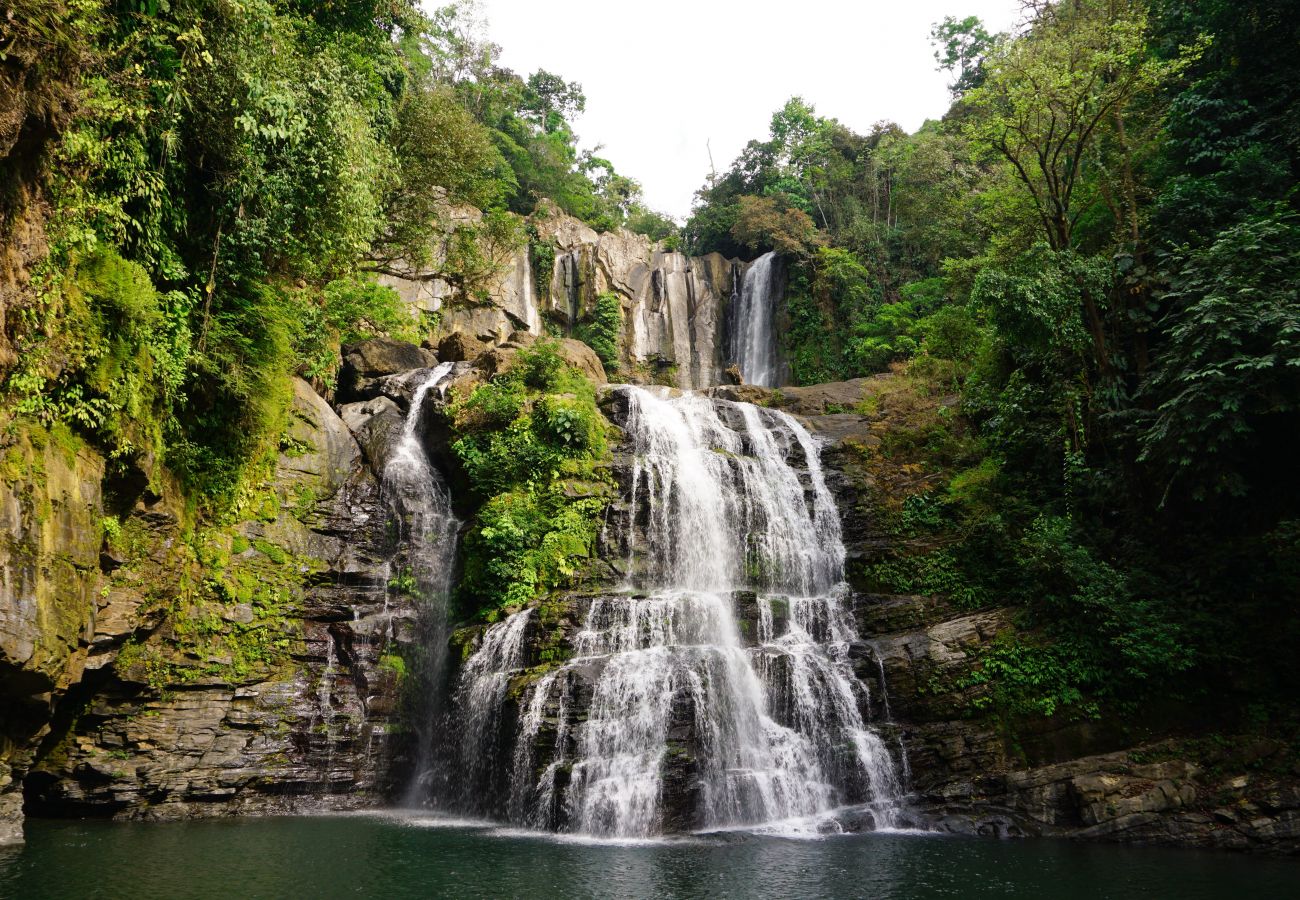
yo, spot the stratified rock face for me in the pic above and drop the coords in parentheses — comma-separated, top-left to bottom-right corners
(0, 427, 105, 842)
(377, 203, 776, 389)
(7, 379, 426, 834)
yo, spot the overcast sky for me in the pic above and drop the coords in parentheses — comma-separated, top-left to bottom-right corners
(477, 0, 1026, 220)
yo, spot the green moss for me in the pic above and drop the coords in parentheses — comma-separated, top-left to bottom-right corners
(388, 567, 417, 596)
(290, 483, 318, 521)
(574, 292, 622, 372)
(529, 234, 556, 299)
(252, 538, 289, 565)
(651, 363, 678, 387)
(378, 653, 408, 680)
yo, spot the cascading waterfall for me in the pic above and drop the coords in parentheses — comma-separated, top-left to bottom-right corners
(380, 363, 462, 803)
(449, 385, 905, 836)
(730, 251, 781, 387)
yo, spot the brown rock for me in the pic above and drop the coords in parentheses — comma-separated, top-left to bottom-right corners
(473, 336, 607, 385)
(437, 331, 490, 362)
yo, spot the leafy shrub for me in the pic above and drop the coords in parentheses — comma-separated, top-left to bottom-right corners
(297, 277, 417, 386)
(449, 343, 612, 614)
(921, 304, 981, 362)
(574, 292, 622, 371)
(5, 248, 190, 465)
(1139, 210, 1300, 500)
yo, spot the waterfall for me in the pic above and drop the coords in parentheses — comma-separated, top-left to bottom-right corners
(622, 390, 843, 595)
(730, 252, 781, 387)
(452, 609, 533, 807)
(449, 385, 904, 836)
(381, 363, 462, 804)
(521, 253, 541, 334)
(315, 632, 338, 791)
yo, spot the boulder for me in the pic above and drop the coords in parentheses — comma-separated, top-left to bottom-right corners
(339, 396, 404, 473)
(438, 331, 489, 362)
(338, 338, 437, 402)
(473, 335, 607, 385)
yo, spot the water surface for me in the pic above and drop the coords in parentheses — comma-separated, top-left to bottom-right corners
(2, 813, 1297, 899)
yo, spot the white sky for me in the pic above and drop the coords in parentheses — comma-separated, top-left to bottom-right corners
(477, 0, 1026, 220)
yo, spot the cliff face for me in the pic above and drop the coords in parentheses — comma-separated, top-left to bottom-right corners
(378, 203, 756, 390)
(0, 425, 105, 842)
(1, 377, 423, 840)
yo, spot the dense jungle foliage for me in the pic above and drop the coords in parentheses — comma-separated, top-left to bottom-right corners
(0, 0, 666, 514)
(687, 0, 1300, 725)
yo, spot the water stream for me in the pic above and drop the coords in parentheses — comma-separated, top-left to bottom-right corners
(379, 363, 462, 804)
(730, 252, 781, 387)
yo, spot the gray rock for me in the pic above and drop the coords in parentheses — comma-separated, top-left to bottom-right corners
(339, 338, 438, 402)
(339, 396, 404, 473)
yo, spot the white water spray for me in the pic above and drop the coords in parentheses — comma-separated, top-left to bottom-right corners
(452, 385, 905, 836)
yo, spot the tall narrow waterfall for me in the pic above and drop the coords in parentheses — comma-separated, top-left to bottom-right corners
(449, 386, 904, 836)
(381, 363, 461, 803)
(730, 252, 781, 387)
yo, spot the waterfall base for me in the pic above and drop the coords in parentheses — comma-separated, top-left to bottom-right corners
(444, 588, 908, 839)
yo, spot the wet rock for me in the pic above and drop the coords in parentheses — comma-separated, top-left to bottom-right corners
(22, 378, 410, 827)
(731, 591, 761, 646)
(338, 338, 438, 402)
(0, 426, 106, 842)
(339, 396, 404, 472)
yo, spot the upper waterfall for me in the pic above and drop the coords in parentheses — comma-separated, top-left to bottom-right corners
(730, 252, 782, 387)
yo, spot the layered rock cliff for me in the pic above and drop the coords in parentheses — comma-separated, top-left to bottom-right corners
(379, 201, 766, 390)
(1, 377, 419, 838)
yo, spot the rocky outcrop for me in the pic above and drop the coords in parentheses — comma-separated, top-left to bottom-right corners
(3, 379, 427, 840)
(338, 338, 439, 403)
(916, 740, 1300, 851)
(378, 202, 770, 389)
(795, 377, 1300, 854)
(0, 425, 106, 842)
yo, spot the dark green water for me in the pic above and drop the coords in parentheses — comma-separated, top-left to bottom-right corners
(1, 814, 1296, 899)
